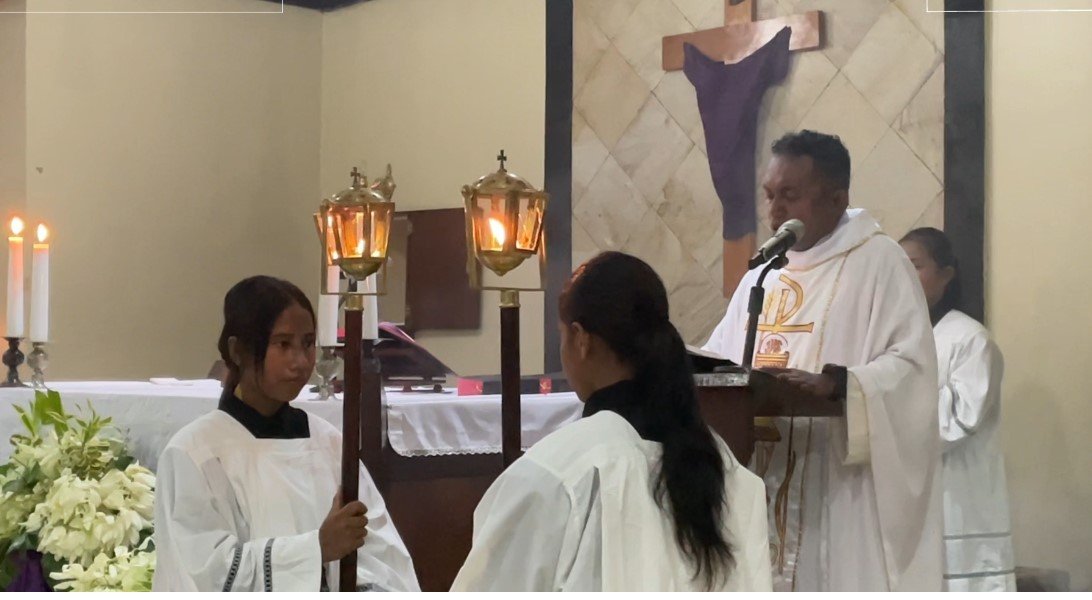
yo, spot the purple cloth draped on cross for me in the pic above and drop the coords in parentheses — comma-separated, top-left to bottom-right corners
(684, 27, 791, 242)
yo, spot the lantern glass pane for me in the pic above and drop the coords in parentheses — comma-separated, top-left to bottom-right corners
(516, 196, 544, 251)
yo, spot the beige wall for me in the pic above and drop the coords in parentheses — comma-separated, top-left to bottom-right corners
(23, 0, 322, 379)
(987, 3, 1092, 590)
(0, 1, 27, 327)
(320, 0, 546, 376)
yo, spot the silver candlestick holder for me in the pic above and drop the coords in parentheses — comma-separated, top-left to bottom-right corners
(315, 346, 342, 401)
(27, 342, 49, 390)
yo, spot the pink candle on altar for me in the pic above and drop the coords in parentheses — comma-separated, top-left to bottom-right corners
(6, 217, 25, 339)
(30, 224, 49, 343)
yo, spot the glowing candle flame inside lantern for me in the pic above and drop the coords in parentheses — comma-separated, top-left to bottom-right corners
(488, 217, 506, 249)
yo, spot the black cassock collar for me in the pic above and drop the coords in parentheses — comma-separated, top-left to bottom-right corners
(218, 388, 310, 439)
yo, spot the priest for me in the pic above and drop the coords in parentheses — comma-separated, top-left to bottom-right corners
(703, 130, 944, 591)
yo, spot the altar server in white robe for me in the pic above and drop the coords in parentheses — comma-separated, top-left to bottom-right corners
(901, 227, 1017, 592)
(452, 252, 771, 592)
(703, 130, 944, 591)
(153, 276, 419, 592)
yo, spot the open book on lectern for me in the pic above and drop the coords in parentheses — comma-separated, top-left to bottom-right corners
(686, 345, 739, 373)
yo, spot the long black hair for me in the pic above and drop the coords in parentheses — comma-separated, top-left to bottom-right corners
(901, 227, 961, 323)
(217, 275, 315, 401)
(559, 251, 732, 588)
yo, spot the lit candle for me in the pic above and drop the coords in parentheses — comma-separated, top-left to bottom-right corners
(488, 217, 506, 250)
(30, 224, 49, 343)
(317, 265, 340, 347)
(6, 217, 24, 338)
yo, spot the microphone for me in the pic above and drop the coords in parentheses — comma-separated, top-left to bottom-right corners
(748, 219, 804, 270)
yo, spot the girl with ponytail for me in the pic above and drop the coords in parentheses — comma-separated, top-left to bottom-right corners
(452, 252, 771, 591)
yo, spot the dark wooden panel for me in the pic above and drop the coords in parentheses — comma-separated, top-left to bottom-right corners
(404, 208, 481, 333)
(384, 474, 497, 592)
(944, 0, 986, 323)
(543, 0, 574, 373)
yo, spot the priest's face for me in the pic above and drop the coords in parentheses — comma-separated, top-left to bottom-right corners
(762, 154, 848, 251)
(901, 240, 954, 309)
(257, 303, 318, 403)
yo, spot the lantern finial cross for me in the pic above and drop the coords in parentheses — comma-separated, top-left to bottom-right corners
(496, 150, 507, 170)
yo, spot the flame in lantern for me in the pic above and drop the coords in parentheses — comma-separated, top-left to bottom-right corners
(356, 239, 365, 257)
(36, 224, 48, 243)
(10, 217, 24, 236)
(488, 217, 506, 247)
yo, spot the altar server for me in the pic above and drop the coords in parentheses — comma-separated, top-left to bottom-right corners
(452, 252, 771, 592)
(901, 227, 1017, 592)
(703, 131, 944, 591)
(152, 276, 419, 592)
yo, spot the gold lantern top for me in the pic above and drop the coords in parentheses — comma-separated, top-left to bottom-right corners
(318, 166, 396, 282)
(463, 150, 548, 278)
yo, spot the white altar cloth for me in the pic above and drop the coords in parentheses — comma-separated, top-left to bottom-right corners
(0, 380, 583, 471)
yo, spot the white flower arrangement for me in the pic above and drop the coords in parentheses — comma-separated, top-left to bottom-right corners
(0, 391, 156, 592)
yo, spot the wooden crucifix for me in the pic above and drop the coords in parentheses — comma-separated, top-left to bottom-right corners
(662, 0, 824, 297)
(662, 0, 822, 71)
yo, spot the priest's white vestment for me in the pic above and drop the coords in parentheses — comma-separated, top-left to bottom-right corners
(451, 411, 772, 591)
(934, 309, 1016, 591)
(703, 208, 944, 591)
(152, 411, 420, 592)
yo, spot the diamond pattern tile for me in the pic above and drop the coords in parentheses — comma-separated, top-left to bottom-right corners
(621, 209, 691, 293)
(575, 155, 649, 249)
(573, 12, 611, 98)
(571, 218, 602, 269)
(612, 0, 693, 90)
(765, 49, 838, 131)
(842, 2, 941, 124)
(575, 44, 650, 151)
(853, 129, 942, 239)
(894, 0, 944, 51)
(798, 72, 888, 161)
(785, 0, 891, 68)
(654, 70, 703, 147)
(911, 191, 944, 231)
(613, 95, 694, 203)
(895, 63, 944, 180)
(672, 0, 720, 29)
(585, 0, 643, 41)
(670, 260, 729, 345)
(659, 146, 724, 271)
(572, 110, 610, 205)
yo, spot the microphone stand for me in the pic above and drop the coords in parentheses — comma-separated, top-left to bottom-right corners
(741, 253, 789, 370)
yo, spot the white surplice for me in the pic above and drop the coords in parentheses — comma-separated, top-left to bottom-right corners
(450, 411, 772, 592)
(703, 208, 944, 591)
(934, 310, 1016, 591)
(152, 410, 420, 592)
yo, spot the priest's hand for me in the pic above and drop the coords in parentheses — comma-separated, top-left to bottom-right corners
(320, 489, 370, 562)
(760, 368, 835, 399)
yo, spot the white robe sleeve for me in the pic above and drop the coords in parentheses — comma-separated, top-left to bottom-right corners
(152, 446, 321, 591)
(324, 460, 422, 592)
(450, 459, 575, 591)
(842, 246, 941, 584)
(938, 330, 1004, 451)
(842, 371, 872, 465)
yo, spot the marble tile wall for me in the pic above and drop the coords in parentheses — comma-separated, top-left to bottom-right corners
(572, 0, 946, 346)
